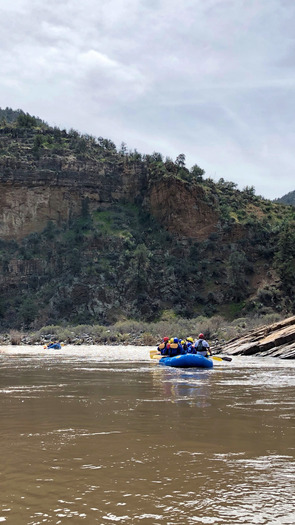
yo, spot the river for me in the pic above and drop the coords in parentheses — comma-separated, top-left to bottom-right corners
(1, 345, 294, 524)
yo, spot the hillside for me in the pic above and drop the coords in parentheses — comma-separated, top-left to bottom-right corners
(274, 190, 295, 206)
(0, 109, 294, 329)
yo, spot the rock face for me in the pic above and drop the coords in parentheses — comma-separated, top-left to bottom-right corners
(148, 180, 219, 240)
(0, 128, 220, 241)
(221, 316, 295, 359)
(0, 155, 146, 240)
(0, 177, 221, 242)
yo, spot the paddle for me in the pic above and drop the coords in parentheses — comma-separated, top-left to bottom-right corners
(150, 349, 159, 356)
(211, 355, 232, 362)
(150, 350, 162, 360)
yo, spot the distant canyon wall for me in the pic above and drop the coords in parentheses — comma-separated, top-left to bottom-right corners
(0, 157, 145, 239)
(0, 156, 220, 241)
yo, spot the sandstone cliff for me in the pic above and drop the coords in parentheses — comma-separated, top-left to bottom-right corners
(0, 127, 221, 242)
(148, 179, 219, 240)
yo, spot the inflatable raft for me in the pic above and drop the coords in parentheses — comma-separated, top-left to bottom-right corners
(159, 353, 213, 369)
(46, 343, 62, 349)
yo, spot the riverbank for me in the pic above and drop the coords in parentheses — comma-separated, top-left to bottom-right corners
(1, 313, 294, 358)
(0, 312, 286, 348)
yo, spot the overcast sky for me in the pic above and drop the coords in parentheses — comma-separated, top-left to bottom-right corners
(1, 0, 294, 199)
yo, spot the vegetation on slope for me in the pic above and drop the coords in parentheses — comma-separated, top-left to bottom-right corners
(274, 190, 295, 206)
(0, 108, 294, 330)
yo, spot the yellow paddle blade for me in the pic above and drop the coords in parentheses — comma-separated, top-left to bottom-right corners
(150, 350, 159, 357)
(212, 356, 223, 361)
(150, 350, 161, 360)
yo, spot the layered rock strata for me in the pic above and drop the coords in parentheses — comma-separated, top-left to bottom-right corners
(219, 315, 295, 359)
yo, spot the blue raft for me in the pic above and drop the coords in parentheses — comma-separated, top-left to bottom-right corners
(159, 353, 213, 369)
(47, 343, 62, 349)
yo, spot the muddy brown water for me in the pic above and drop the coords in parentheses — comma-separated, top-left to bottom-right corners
(1, 346, 295, 524)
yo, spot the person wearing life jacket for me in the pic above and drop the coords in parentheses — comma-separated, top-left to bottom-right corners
(186, 336, 194, 353)
(157, 337, 170, 355)
(168, 337, 184, 357)
(194, 333, 211, 357)
(159, 338, 173, 356)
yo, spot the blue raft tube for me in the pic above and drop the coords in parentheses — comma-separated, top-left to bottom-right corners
(159, 353, 213, 369)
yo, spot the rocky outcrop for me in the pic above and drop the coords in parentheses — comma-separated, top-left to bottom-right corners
(0, 157, 146, 239)
(148, 179, 219, 240)
(0, 176, 220, 242)
(0, 126, 221, 241)
(220, 316, 295, 359)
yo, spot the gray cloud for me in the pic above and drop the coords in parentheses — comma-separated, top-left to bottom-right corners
(1, 0, 295, 198)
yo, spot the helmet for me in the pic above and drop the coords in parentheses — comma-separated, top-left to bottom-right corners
(169, 338, 174, 343)
(187, 337, 193, 343)
(173, 337, 178, 343)
(181, 340, 185, 345)
(163, 337, 169, 342)
(199, 333, 204, 339)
